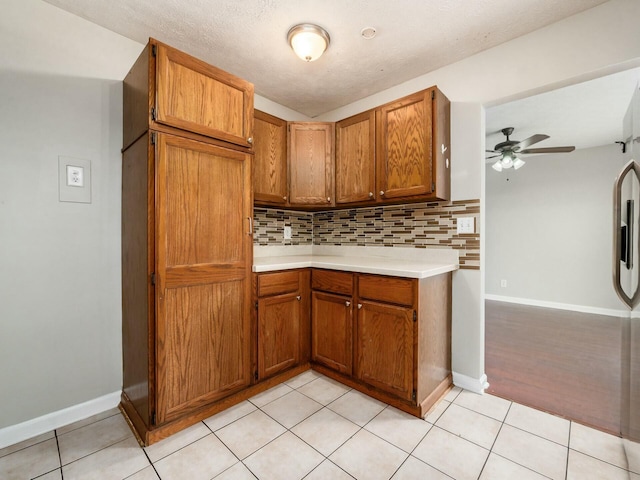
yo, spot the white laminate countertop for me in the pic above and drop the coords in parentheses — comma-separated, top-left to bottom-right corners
(252, 246, 459, 279)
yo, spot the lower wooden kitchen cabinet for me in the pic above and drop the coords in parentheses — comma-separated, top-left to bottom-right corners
(255, 270, 310, 380)
(312, 269, 453, 417)
(311, 270, 355, 375)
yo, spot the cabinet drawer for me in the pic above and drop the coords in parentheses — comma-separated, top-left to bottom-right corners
(312, 269, 353, 295)
(257, 271, 300, 297)
(358, 275, 415, 307)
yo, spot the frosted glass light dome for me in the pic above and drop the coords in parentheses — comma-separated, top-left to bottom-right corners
(288, 24, 330, 62)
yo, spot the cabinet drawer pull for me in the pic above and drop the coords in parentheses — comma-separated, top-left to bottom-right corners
(379, 190, 385, 196)
(247, 137, 253, 144)
(368, 192, 374, 198)
(345, 300, 351, 307)
(296, 295, 301, 301)
(357, 303, 362, 309)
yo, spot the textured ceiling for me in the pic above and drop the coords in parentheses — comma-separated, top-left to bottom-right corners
(43, 0, 607, 117)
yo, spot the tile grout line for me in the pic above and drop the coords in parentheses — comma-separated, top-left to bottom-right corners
(55, 428, 64, 480)
(395, 420, 456, 480)
(486, 400, 561, 480)
(565, 421, 571, 480)
(476, 400, 513, 479)
(139, 447, 162, 480)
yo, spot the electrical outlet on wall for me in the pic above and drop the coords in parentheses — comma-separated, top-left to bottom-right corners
(59, 156, 91, 203)
(501, 279, 508, 288)
(284, 226, 292, 239)
(66, 165, 84, 187)
(457, 217, 475, 234)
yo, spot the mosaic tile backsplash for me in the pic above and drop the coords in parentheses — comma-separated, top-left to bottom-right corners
(254, 199, 480, 269)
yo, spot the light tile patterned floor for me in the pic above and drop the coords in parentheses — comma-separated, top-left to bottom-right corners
(2, 370, 639, 480)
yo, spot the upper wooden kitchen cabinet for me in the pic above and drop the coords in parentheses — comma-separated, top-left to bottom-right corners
(255, 270, 310, 380)
(288, 122, 335, 207)
(254, 110, 288, 206)
(335, 110, 376, 205)
(376, 87, 450, 202)
(123, 38, 254, 151)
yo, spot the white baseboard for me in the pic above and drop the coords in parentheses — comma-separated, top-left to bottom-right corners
(453, 372, 489, 394)
(484, 294, 627, 318)
(0, 391, 121, 450)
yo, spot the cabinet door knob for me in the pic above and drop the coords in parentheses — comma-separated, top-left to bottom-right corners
(283, 195, 287, 201)
(296, 295, 301, 301)
(368, 192, 374, 198)
(327, 197, 331, 203)
(379, 190, 385, 196)
(247, 137, 253, 144)
(357, 303, 362, 309)
(345, 301, 351, 307)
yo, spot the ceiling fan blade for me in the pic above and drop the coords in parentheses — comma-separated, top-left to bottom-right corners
(485, 154, 502, 159)
(520, 146, 576, 154)
(515, 134, 550, 150)
(485, 149, 498, 153)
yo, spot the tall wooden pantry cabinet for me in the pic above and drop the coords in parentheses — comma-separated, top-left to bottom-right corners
(120, 39, 254, 445)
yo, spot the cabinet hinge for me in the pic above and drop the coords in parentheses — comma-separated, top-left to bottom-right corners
(431, 182, 435, 192)
(151, 272, 156, 285)
(431, 90, 435, 100)
(412, 390, 417, 401)
(150, 132, 157, 145)
(413, 310, 417, 322)
(255, 301, 258, 309)
(151, 107, 157, 121)
(254, 371, 258, 381)
(152, 44, 157, 57)
(151, 411, 156, 425)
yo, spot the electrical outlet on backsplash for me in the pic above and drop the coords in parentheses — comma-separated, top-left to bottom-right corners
(253, 208, 313, 246)
(253, 199, 480, 269)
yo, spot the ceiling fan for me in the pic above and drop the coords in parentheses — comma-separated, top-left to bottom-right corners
(486, 127, 575, 172)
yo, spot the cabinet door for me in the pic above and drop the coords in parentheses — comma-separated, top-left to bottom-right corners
(356, 300, 414, 401)
(257, 292, 301, 379)
(154, 133, 253, 424)
(254, 110, 288, 206)
(312, 291, 353, 375)
(376, 89, 433, 200)
(335, 110, 376, 204)
(155, 42, 254, 148)
(289, 122, 334, 206)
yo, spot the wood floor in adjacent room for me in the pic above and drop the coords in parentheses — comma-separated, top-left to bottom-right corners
(485, 299, 623, 435)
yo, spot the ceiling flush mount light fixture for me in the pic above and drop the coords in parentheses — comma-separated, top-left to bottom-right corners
(287, 23, 330, 62)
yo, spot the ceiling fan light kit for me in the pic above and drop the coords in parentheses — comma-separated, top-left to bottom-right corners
(487, 127, 575, 172)
(288, 23, 330, 62)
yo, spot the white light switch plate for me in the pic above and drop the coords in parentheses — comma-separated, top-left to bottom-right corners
(457, 217, 475, 234)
